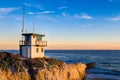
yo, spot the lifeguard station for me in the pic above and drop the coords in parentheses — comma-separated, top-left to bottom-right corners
(19, 33, 47, 58)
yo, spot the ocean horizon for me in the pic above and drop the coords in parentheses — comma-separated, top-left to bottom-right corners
(0, 50, 120, 80)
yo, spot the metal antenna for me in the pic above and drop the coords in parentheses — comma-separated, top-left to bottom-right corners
(21, 8, 25, 33)
(33, 21, 35, 33)
(21, 8, 25, 43)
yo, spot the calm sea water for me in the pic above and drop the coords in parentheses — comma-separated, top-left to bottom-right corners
(0, 50, 120, 80)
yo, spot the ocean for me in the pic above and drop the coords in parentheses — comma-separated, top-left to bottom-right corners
(0, 50, 120, 80)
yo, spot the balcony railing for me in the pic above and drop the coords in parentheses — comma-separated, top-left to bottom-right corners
(19, 40, 31, 45)
(19, 40, 47, 47)
(36, 40, 47, 47)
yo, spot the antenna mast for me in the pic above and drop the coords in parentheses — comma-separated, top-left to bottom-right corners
(33, 21, 35, 33)
(21, 8, 25, 33)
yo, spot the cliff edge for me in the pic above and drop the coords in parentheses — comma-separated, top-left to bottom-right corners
(0, 52, 86, 80)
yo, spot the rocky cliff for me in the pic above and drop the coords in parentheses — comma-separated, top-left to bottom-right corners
(0, 52, 86, 80)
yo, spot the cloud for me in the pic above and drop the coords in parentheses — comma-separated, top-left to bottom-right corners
(30, 11, 93, 22)
(24, 2, 43, 9)
(28, 11, 55, 15)
(60, 12, 93, 20)
(0, 8, 18, 15)
(24, 2, 32, 6)
(74, 13, 93, 19)
(40, 11, 55, 14)
(81, 13, 93, 19)
(61, 12, 68, 16)
(28, 12, 35, 15)
(108, 16, 120, 21)
(58, 6, 68, 10)
(0, 14, 22, 20)
(27, 10, 56, 21)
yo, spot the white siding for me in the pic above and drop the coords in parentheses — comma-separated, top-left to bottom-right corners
(31, 46, 44, 58)
(31, 35, 37, 45)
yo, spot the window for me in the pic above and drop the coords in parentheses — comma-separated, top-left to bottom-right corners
(25, 36, 30, 41)
(37, 35, 42, 40)
(36, 48, 39, 53)
(33, 35, 35, 38)
(41, 48, 43, 52)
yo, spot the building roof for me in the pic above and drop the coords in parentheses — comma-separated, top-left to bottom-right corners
(22, 33, 45, 36)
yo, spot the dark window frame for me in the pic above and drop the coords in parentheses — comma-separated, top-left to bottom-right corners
(36, 48, 39, 53)
(41, 48, 43, 52)
(33, 35, 35, 38)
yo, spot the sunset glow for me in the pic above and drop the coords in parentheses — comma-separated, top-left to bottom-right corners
(0, 0, 120, 50)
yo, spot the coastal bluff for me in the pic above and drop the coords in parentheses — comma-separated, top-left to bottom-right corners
(0, 52, 86, 80)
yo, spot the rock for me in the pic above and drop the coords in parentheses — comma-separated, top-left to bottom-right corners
(86, 63, 95, 69)
(0, 52, 86, 80)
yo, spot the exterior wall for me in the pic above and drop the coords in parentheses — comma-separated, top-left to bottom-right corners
(20, 34, 46, 58)
(20, 46, 31, 58)
(31, 46, 44, 58)
(31, 35, 37, 45)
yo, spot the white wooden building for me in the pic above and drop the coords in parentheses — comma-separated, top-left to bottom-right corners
(19, 33, 47, 58)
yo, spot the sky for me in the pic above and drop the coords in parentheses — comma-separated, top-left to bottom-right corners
(0, 0, 120, 50)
